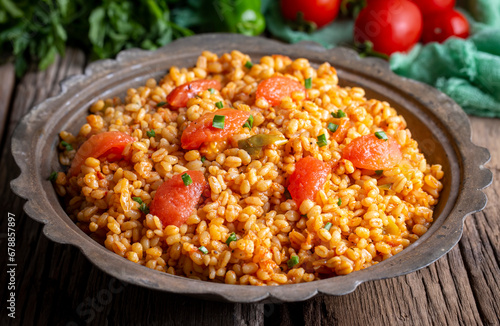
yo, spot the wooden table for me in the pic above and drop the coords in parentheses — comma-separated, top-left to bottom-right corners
(1, 49, 499, 326)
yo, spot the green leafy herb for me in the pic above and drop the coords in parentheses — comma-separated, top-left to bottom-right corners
(139, 203, 149, 214)
(287, 255, 299, 268)
(337, 198, 342, 206)
(243, 115, 254, 130)
(324, 222, 332, 231)
(198, 246, 209, 254)
(60, 141, 73, 151)
(226, 232, 237, 245)
(215, 101, 224, 109)
(146, 130, 156, 138)
(208, 88, 215, 94)
(156, 101, 166, 107)
(181, 172, 192, 186)
(48, 171, 58, 182)
(375, 170, 383, 175)
(332, 110, 347, 118)
(317, 134, 328, 147)
(327, 123, 339, 133)
(212, 115, 225, 129)
(201, 156, 206, 163)
(305, 77, 312, 89)
(375, 131, 388, 141)
(132, 197, 143, 205)
(244, 61, 253, 69)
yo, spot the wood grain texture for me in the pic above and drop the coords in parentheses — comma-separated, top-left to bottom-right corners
(0, 54, 499, 326)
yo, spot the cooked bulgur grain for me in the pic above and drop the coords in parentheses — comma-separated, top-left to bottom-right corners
(56, 50, 443, 285)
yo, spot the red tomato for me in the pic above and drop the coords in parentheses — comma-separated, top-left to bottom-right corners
(342, 134, 402, 170)
(280, 0, 341, 28)
(354, 0, 423, 56)
(331, 118, 350, 144)
(256, 76, 306, 107)
(150, 171, 208, 227)
(167, 79, 221, 109)
(422, 10, 469, 44)
(288, 156, 331, 205)
(410, 0, 455, 16)
(181, 109, 251, 149)
(67, 131, 135, 177)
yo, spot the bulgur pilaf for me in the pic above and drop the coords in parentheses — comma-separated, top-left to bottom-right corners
(54, 50, 444, 285)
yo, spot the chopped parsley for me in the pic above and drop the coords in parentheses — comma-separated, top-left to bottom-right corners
(60, 141, 73, 151)
(139, 203, 149, 214)
(317, 134, 328, 147)
(48, 171, 58, 181)
(212, 115, 225, 129)
(146, 130, 156, 138)
(305, 77, 312, 89)
(375, 131, 388, 141)
(287, 255, 299, 268)
(201, 156, 206, 163)
(243, 115, 254, 130)
(226, 232, 237, 245)
(331, 109, 346, 118)
(327, 123, 339, 133)
(156, 101, 166, 107)
(244, 61, 253, 69)
(132, 197, 143, 205)
(337, 198, 342, 206)
(375, 170, 384, 175)
(181, 172, 193, 186)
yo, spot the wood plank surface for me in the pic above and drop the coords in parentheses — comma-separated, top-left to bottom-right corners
(0, 50, 498, 326)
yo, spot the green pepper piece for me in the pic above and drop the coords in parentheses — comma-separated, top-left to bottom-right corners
(238, 134, 287, 156)
(217, 0, 265, 36)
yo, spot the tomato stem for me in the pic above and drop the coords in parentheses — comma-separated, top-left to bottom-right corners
(355, 41, 389, 60)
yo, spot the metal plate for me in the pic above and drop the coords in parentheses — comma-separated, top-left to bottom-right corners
(10, 33, 492, 303)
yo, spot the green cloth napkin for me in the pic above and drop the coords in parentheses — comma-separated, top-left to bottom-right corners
(390, 27, 500, 117)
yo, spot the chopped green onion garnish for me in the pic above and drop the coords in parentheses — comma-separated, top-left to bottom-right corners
(199, 246, 209, 254)
(61, 141, 73, 151)
(375, 131, 388, 141)
(201, 156, 206, 163)
(324, 222, 332, 231)
(212, 115, 225, 129)
(284, 188, 292, 200)
(48, 171, 57, 181)
(146, 130, 155, 138)
(139, 203, 149, 214)
(331, 110, 346, 118)
(132, 197, 143, 205)
(317, 134, 328, 147)
(337, 198, 342, 206)
(156, 101, 166, 107)
(226, 232, 237, 245)
(181, 173, 193, 186)
(243, 114, 254, 130)
(244, 61, 253, 69)
(327, 123, 339, 133)
(375, 170, 383, 175)
(305, 77, 312, 89)
(287, 255, 299, 268)
(379, 184, 392, 190)
(208, 88, 215, 94)
(215, 101, 224, 109)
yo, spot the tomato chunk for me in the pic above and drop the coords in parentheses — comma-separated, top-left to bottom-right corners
(342, 134, 402, 170)
(167, 79, 221, 109)
(68, 131, 135, 177)
(256, 76, 306, 106)
(288, 156, 331, 205)
(331, 118, 350, 143)
(181, 108, 251, 150)
(150, 171, 208, 227)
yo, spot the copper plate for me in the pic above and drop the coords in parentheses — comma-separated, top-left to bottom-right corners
(11, 34, 492, 303)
